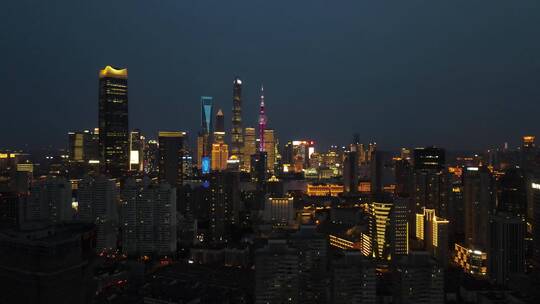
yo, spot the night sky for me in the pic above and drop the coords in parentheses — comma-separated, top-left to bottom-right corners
(2, 0, 540, 151)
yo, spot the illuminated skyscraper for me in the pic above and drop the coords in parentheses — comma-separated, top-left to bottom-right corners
(214, 109, 225, 143)
(264, 129, 276, 173)
(68, 130, 99, 162)
(201, 96, 214, 135)
(243, 127, 256, 171)
(392, 197, 410, 257)
(158, 131, 185, 187)
(230, 77, 243, 165)
(198, 96, 214, 170)
(415, 208, 449, 267)
(258, 85, 266, 152)
(211, 143, 228, 171)
(463, 166, 494, 251)
(368, 202, 392, 260)
(129, 129, 145, 171)
(98, 66, 129, 178)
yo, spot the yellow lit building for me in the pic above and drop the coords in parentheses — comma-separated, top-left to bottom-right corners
(454, 243, 488, 276)
(368, 202, 392, 260)
(306, 184, 344, 197)
(211, 143, 228, 171)
(416, 208, 449, 266)
(264, 129, 276, 173)
(243, 127, 256, 172)
(329, 235, 357, 250)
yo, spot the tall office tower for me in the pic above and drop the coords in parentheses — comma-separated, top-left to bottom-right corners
(68, 129, 99, 162)
(392, 197, 410, 257)
(251, 152, 268, 190)
(121, 178, 177, 256)
(463, 166, 494, 251)
(211, 143, 228, 171)
(531, 178, 540, 265)
(196, 133, 209, 170)
(214, 109, 225, 143)
(343, 150, 358, 194)
(77, 175, 118, 252)
(520, 135, 538, 172)
(158, 131, 185, 188)
(207, 171, 240, 243)
(263, 197, 295, 228)
(255, 239, 299, 304)
(211, 110, 229, 171)
(0, 222, 96, 304)
(264, 129, 276, 173)
(415, 208, 449, 267)
(258, 85, 267, 152)
(488, 212, 526, 286)
(98, 66, 129, 178)
(243, 127, 257, 171)
(368, 202, 392, 260)
(395, 158, 413, 197)
(331, 252, 376, 304)
(25, 177, 72, 223)
(367, 142, 376, 162)
(413, 147, 445, 171)
(394, 251, 444, 304)
(200, 96, 214, 135)
(449, 181, 464, 237)
(412, 147, 447, 234)
(144, 139, 159, 175)
(290, 226, 328, 304)
(230, 77, 243, 165)
(370, 150, 383, 198)
(198, 96, 214, 168)
(498, 167, 527, 217)
(129, 129, 145, 172)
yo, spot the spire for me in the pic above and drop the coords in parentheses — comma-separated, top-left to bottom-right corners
(258, 85, 267, 152)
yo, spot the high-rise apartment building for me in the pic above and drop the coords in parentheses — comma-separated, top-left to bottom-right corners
(331, 252, 376, 304)
(77, 175, 118, 252)
(255, 239, 299, 304)
(488, 212, 526, 286)
(121, 178, 177, 256)
(25, 177, 72, 223)
(394, 251, 444, 304)
(98, 66, 129, 178)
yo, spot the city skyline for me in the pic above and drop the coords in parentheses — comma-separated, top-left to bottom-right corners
(3, 0, 540, 150)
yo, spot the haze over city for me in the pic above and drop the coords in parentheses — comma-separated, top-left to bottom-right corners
(2, 0, 540, 150)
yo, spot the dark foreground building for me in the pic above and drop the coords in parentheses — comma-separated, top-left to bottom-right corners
(0, 222, 97, 304)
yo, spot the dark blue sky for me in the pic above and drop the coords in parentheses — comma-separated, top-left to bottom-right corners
(2, 0, 540, 151)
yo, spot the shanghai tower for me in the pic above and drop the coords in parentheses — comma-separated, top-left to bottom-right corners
(98, 65, 129, 178)
(230, 77, 243, 166)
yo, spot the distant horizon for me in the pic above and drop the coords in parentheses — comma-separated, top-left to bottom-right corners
(2, 0, 540, 151)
